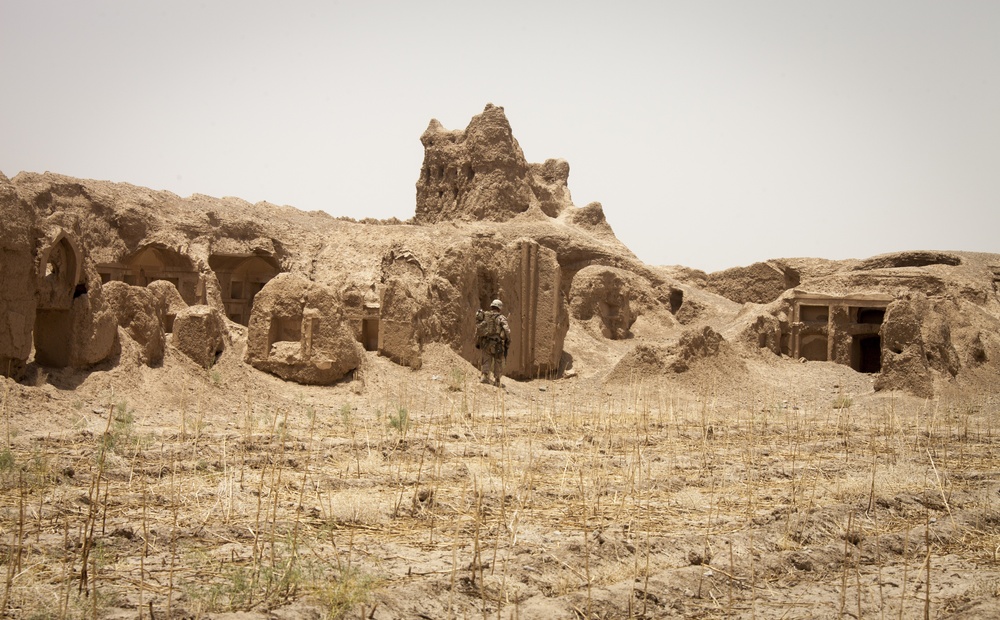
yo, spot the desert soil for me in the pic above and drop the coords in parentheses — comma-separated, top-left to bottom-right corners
(1, 322, 999, 619)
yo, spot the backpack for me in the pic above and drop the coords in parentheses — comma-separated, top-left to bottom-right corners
(475, 310, 489, 345)
(475, 310, 504, 351)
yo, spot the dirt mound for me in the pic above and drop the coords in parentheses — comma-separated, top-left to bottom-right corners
(606, 325, 741, 381)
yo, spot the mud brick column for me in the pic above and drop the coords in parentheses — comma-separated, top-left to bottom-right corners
(828, 304, 853, 365)
(504, 239, 564, 379)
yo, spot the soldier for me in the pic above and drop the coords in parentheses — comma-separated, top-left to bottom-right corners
(475, 299, 511, 387)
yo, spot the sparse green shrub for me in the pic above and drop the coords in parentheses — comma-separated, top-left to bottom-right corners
(0, 448, 14, 473)
(388, 407, 409, 438)
(191, 554, 313, 612)
(316, 568, 375, 619)
(200, 525, 319, 612)
(206, 564, 253, 611)
(101, 401, 135, 453)
(447, 366, 465, 392)
(832, 395, 853, 409)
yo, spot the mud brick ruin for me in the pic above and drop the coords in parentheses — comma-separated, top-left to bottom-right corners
(787, 292, 892, 373)
(2, 105, 999, 397)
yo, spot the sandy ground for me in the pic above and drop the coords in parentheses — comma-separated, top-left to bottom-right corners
(1, 325, 999, 619)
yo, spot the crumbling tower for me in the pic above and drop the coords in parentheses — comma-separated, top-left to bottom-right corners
(415, 103, 572, 223)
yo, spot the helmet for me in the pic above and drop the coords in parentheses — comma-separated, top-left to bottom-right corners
(491, 299, 503, 311)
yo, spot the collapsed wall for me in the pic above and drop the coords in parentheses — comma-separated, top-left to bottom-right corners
(172, 305, 228, 369)
(102, 281, 165, 366)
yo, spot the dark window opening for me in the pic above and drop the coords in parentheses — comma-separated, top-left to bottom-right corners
(858, 308, 885, 324)
(362, 318, 379, 352)
(249, 281, 265, 302)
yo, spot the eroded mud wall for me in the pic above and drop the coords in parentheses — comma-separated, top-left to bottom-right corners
(0, 174, 37, 378)
(501, 239, 566, 379)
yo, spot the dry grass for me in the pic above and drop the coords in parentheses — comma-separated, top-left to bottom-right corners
(0, 374, 998, 619)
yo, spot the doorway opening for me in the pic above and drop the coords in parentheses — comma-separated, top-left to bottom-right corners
(853, 335, 882, 373)
(33, 310, 72, 367)
(362, 318, 380, 352)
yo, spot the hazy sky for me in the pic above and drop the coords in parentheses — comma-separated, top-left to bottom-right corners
(2, 1, 997, 272)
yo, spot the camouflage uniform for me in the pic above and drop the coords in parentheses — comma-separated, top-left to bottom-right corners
(477, 303, 510, 387)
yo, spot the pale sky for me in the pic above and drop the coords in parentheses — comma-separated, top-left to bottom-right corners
(2, 1, 998, 272)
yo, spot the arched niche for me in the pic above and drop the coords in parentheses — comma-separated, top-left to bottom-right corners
(209, 253, 280, 325)
(34, 231, 83, 367)
(37, 232, 82, 310)
(97, 244, 201, 305)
